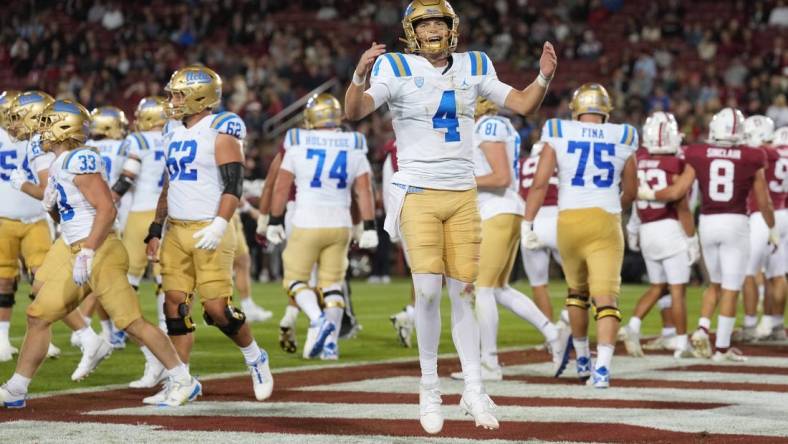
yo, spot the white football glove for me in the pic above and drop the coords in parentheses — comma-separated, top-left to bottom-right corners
(521, 220, 542, 250)
(352, 223, 364, 243)
(266, 224, 286, 245)
(73, 248, 95, 286)
(627, 231, 640, 252)
(42, 178, 57, 211)
(768, 226, 780, 252)
(358, 230, 379, 249)
(255, 214, 269, 236)
(9, 168, 28, 191)
(637, 185, 656, 201)
(193, 217, 228, 250)
(687, 235, 701, 265)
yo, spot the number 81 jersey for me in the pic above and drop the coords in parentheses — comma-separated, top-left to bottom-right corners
(542, 119, 639, 214)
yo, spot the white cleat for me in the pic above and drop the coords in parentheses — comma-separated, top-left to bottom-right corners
(71, 338, 112, 381)
(0, 342, 17, 362)
(712, 348, 747, 363)
(549, 325, 573, 377)
(673, 345, 695, 359)
(642, 334, 678, 351)
(157, 377, 202, 407)
(320, 342, 339, 361)
(248, 351, 274, 401)
(390, 310, 414, 348)
(143, 380, 171, 405)
(46, 342, 61, 359)
(621, 326, 644, 357)
(70, 331, 82, 349)
(245, 304, 273, 323)
(129, 360, 166, 389)
(0, 384, 26, 409)
(304, 315, 335, 359)
(419, 384, 444, 434)
(691, 329, 712, 359)
(450, 363, 502, 382)
(731, 327, 757, 343)
(459, 389, 499, 430)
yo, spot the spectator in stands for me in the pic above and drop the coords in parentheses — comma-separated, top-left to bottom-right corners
(767, 94, 788, 128)
(577, 30, 603, 60)
(769, 0, 788, 26)
(101, 2, 124, 30)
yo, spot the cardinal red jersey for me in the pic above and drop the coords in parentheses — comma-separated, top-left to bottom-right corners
(519, 155, 558, 206)
(746, 146, 787, 213)
(382, 139, 399, 172)
(684, 143, 766, 215)
(635, 148, 686, 223)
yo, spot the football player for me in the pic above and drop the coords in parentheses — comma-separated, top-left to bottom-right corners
(639, 108, 779, 362)
(144, 66, 273, 403)
(267, 93, 377, 360)
(345, 0, 557, 433)
(455, 98, 570, 383)
(524, 83, 639, 388)
(738, 116, 786, 342)
(0, 100, 199, 408)
(621, 112, 698, 359)
(766, 126, 788, 339)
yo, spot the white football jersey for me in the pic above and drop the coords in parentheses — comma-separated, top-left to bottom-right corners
(0, 128, 47, 221)
(50, 147, 106, 245)
(542, 119, 639, 214)
(25, 133, 55, 175)
(366, 51, 513, 190)
(280, 128, 371, 228)
(87, 138, 127, 187)
(473, 115, 523, 220)
(164, 112, 246, 221)
(124, 130, 166, 212)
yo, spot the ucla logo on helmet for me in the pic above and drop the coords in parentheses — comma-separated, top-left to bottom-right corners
(19, 94, 43, 105)
(185, 71, 212, 84)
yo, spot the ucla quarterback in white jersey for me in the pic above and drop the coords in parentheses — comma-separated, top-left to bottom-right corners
(523, 83, 639, 389)
(345, 0, 557, 434)
(145, 65, 273, 403)
(267, 93, 377, 362)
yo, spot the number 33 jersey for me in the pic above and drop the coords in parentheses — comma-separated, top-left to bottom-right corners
(164, 112, 246, 221)
(280, 128, 371, 229)
(541, 119, 639, 214)
(366, 51, 513, 191)
(49, 147, 106, 245)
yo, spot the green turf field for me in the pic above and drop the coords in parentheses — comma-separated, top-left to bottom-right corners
(1, 279, 705, 393)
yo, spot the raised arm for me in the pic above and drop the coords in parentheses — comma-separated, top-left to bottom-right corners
(503, 42, 557, 116)
(345, 43, 387, 122)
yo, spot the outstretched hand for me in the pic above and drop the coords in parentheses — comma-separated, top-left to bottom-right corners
(539, 42, 558, 79)
(355, 42, 387, 78)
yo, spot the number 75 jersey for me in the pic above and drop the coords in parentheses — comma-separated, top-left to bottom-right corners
(541, 119, 639, 214)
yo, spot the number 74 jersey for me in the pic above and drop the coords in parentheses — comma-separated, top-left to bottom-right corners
(541, 119, 639, 213)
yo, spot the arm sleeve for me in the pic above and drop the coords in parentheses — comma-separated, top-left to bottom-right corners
(476, 53, 514, 108)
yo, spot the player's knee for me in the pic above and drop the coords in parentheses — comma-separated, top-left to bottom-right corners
(0, 278, 15, 294)
(565, 292, 591, 310)
(203, 297, 246, 337)
(322, 285, 345, 309)
(165, 293, 196, 336)
(594, 304, 622, 322)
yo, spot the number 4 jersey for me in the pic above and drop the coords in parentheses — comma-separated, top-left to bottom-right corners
(280, 128, 371, 229)
(541, 119, 639, 214)
(366, 51, 513, 190)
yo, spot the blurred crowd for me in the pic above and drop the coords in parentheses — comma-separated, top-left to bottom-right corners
(2, 0, 787, 280)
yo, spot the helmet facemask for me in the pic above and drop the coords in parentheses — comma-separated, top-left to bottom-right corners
(402, 1, 459, 57)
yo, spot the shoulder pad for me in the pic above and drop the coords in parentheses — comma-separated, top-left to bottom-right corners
(127, 132, 151, 152)
(162, 119, 182, 138)
(542, 119, 565, 138)
(283, 128, 303, 150)
(211, 112, 247, 140)
(64, 148, 103, 174)
(352, 132, 368, 153)
(467, 51, 493, 76)
(618, 124, 639, 147)
(372, 52, 413, 79)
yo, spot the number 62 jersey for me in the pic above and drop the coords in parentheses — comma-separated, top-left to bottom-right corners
(541, 119, 639, 214)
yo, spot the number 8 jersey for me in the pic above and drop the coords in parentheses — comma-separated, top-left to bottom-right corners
(366, 51, 513, 190)
(541, 119, 639, 214)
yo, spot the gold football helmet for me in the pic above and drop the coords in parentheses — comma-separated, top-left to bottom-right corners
(402, 0, 459, 56)
(475, 97, 498, 119)
(0, 90, 21, 129)
(569, 83, 613, 122)
(38, 99, 90, 148)
(8, 91, 55, 140)
(303, 93, 343, 129)
(90, 106, 129, 139)
(134, 96, 167, 131)
(165, 65, 222, 119)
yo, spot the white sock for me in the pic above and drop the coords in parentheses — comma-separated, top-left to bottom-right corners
(661, 327, 676, 337)
(413, 273, 443, 387)
(772, 315, 785, 329)
(627, 317, 642, 334)
(82, 315, 92, 326)
(6, 373, 31, 395)
(495, 286, 556, 341)
(559, 309, 570, 325)
(140, 345, 161, 367)
(744, 315, 757, 328)
(156, 292, 166, 331)
(0, 321, 10, 334)
(596, 343, 615, 370)
(76, 326, 99, 347)
(405, 304, 415, 323)
(475, 287, 499, 368)
(675, 334, 688, 351)
(241, 297, 257, 312)
(294, 289, 322, 323)
(165, 363, 191, 384)
(280, 305, 299, 327)
(323, 291, 344, 346)
(715, 315, 736, 349)
(698, 317, 711, 331)
(100, 320, 112, 335)
(447, 277, 482, 394)
(127, 273, 142, 288)
(573, 337, 590, 358)
(240, 340, 262, 364)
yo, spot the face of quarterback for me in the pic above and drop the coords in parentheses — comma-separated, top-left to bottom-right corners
(169, 91, 186, 108)
(415, 18, 450, 51)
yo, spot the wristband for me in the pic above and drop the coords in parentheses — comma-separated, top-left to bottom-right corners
(363, 219, 376, 231)
(144, 222, 163, 244)
(269, 214, 285, 226)
(352, 71, 366, 86)
(537, 71, 553, 88)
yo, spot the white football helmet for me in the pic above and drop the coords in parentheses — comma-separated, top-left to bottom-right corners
(531, 141, 546, 157)
(707, 107, 745, 146)
(743, 115, 775, 147)
(642, 111, 682, 154)
(774, 126, 788, 147)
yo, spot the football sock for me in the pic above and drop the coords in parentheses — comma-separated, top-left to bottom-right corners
(475, 287, 499, 368)
(140, 346, 160, 367)
(76, 326, 99, 348)
(6, 373, 31, 395)
(165, 363, 191, 384)
(662, 327, 676, 337)
(0, 321, 10, 334)
(127, 273, 142, 288)
(100, 320, 112, 337)
(323, 291, 344, 346)
(240, 340, 262, 364)
(715, 315, 735, 349)
(573, 337, 590, 358)
(772, 315, 784, 329)
(744, 315, 757, 329)
(240, 297, 257, 313)
(295, 289, 322, 323)
(405, 304, 415, 323)
(698, 317, 711, 332)
(280, 305, 299, 327)
(675, 334, 688, 351)
(628, 317, 642, 334)
(447, 277, 482, 394)
(560, 309, 570, 325)
(413, 273, 443, 387)
(596, 343, 614, 370)
(495, 286, 556, 341)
